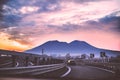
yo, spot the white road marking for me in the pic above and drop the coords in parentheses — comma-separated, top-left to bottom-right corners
(88, 66, 115, 73)
(61, 66, 71, 77)
(16, 62, 19, 67)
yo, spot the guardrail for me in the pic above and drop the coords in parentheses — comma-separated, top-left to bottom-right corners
(0, 50, 64, 67)
(0, 62, 12, 68)
(0, 63, 66, 77)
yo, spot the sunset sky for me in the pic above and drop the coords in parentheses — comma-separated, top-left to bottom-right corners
(0, 0, 120, 52)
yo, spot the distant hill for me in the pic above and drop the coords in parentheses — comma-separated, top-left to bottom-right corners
(25, 40, 120, 57)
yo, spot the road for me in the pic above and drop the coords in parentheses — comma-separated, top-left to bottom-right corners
(0, 65, 117, 80)
(64, 65, 115, 80)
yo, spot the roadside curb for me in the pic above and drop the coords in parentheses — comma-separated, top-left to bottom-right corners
(61, 66, 71, 77)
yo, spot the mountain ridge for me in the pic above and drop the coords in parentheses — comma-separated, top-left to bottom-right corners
(25, 40, 120, 57)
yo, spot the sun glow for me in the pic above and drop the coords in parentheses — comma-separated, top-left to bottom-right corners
(0, 32, 31, 51)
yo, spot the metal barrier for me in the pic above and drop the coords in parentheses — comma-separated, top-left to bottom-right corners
(0, 63, 65, 76)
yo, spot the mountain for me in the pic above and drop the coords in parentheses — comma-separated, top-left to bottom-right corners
(25, 40, 120, 57)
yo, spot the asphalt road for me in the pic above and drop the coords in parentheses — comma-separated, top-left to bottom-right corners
(64, 65, 115, 80)
(0, 65, 117, 80)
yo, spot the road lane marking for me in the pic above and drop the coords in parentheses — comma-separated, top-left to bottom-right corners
(0, 62, 12, 66)
(61, 66, 71, 77)
(16, 62, 19, 67)
(88, 66, 115, 73)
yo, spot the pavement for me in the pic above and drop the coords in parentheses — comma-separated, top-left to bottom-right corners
(64, 65, 115, 80)
(0, 65, 118, 80)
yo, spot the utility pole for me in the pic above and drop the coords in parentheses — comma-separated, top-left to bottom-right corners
(100, 52, 106, 63)
(42, 48, 44, 55)
(90, 53, 95, 63)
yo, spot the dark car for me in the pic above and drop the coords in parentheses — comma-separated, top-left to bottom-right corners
(67, 60, 76, 65)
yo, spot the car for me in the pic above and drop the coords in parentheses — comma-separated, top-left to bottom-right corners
(67, 60, 76, 65)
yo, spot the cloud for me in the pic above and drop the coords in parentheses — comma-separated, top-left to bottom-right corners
(0, 0, 120, 51)
(0, 0, 8, 12)
(0, 0, 9, 26)
(19, 6, 39, 14)
(1, 0, 120, 28)
(0, 27, 35, 46)
(98, 11, 120, 33)
(100, 17, 120, 32)
(0, 32, 31, 51)
(22, 0, 119, 26)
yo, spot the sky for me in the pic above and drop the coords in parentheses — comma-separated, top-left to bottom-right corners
(0, 0, 120, 52)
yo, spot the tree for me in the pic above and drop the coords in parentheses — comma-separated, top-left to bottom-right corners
(100, 52, 106, 63)
(65, 53, 71, 60)
(81, 54, 86, 59)
(90, 53, 95, 58)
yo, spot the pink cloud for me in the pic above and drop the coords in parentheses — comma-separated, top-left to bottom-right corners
(1, 0, 120, 51)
